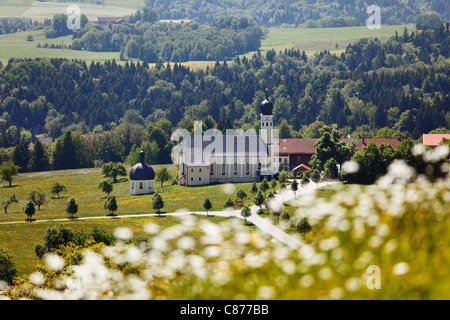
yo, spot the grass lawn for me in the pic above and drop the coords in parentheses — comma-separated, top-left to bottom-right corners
(0, 214, 232, 275)
(244, 24, 415, 58)
(0, 0, 35, 16)
(0, 165, 268, 275)
(0, 29, 121, 66)
(0, 164, 261, 222)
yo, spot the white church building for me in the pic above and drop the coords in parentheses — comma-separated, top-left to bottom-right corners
(178, 97, 279, 186)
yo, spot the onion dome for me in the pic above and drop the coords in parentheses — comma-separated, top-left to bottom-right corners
(130, 151, 155, 181)
(260, 98, 273, 115)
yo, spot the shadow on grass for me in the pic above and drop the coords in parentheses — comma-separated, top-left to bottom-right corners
(50, 196, 69, 200)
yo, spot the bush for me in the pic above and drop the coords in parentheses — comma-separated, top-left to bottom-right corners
(0, 249, 17, 284)
(296, 217, 312, 233)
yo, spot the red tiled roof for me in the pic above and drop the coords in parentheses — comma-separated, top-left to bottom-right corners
(292, 163, 312, 171)
(423, 134, 450, 147)
(278, 139, 318, 155)
(277, 138, 397, 155)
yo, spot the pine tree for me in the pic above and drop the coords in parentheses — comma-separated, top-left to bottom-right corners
(152, 193, 164, 216)
(13, 141, 30, 173)
(28, 139, 49, 172)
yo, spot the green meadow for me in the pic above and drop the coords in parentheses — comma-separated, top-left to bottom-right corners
(0, 164, 262, 275)
(0, 23, 415, 67)
(0, 164, 262, 223)
(248, 24, 415, 57)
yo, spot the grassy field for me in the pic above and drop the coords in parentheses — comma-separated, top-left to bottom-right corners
(0, 164, 263, 275)
(0, 0, 141, 18)
(0, 29, 121, 66)
(0, 0, 35, 16)
(0, 214, 232, 275)
(0, 22, 415, 68)
(255, 24, 416, 56)
(0, 164, 262, 223)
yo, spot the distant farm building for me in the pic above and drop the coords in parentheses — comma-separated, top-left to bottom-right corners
(423, 134, 450, 147)
(159, 19, 194, 23)
(87, 16, 125, 24)
(278, 138, 398, 172)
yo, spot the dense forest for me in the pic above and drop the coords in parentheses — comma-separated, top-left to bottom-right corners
(143, 0, 450, 27)
(67, 12, 264, 62)
(0, 25, 449, 171)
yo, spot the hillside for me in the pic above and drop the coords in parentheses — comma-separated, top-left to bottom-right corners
(144, 0, 450, 27)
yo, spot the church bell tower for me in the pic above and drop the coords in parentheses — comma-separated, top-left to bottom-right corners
(259, 91, 278, 179)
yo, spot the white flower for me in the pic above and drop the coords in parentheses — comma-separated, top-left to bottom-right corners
(44, 253, 64, 271)
(392, 262, 410, 275)
(114, 227, 133, 240)
(299, 274, 315, 288)
(221, 183, 235, 195)
(143, 222, 160, 235)
(29, 272, 45, 285)
(257, 286, 275, 299)
(177, 236, 195, 250)
(341, 161, 360, 174)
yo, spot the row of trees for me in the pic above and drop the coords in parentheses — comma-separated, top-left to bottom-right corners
(1, 26, 448, 143)
(143, 0, 449, 27)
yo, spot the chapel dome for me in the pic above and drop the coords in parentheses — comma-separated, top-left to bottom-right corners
(130, 151, 155, 181)
(260, 98, 273, 115)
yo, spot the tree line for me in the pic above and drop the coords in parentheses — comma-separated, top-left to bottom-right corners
(0, 26, 449, 170)
(45, 10, 264, 63)
(143, 0, 449, 27)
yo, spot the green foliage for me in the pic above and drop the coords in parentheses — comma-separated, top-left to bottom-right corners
(0, 249, 17, 284)
(291, 179, 298, 195)
(310, 126, 354, 171)
(34, 225, 116, 259)
(1, 194, 18, 214)
(259, 179, 270, 195)
(240, 205, 251, 224)
(144, 0, 449, 27)
(323, 158, 339, 180)
(50, 182, 67, 199)
(155, 167, 171, 189)
(28, 189, 46, 211)
(236, 189, 247, 201)
(152, 193, 164, 214)
(253, 191, 265, 212)
(65, 198, 78, 219)
(415, 12, 443, 30)
(278, 171, 289, 184)
(296, 217, 312, 234)
(203, 198, 212, 215)
(23, 200, 35, 221)
(0, 161, 20, 187)
(311, 169, 321, 188)
(102, 162, 127, 183)
(72, 13, 263, 62)
(250, 182, 258, 195)
(103, 195, 118, 216)
(98, 179, 113, 196)
(343, 142, 396, 184)
(223, 198, 235, 210)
